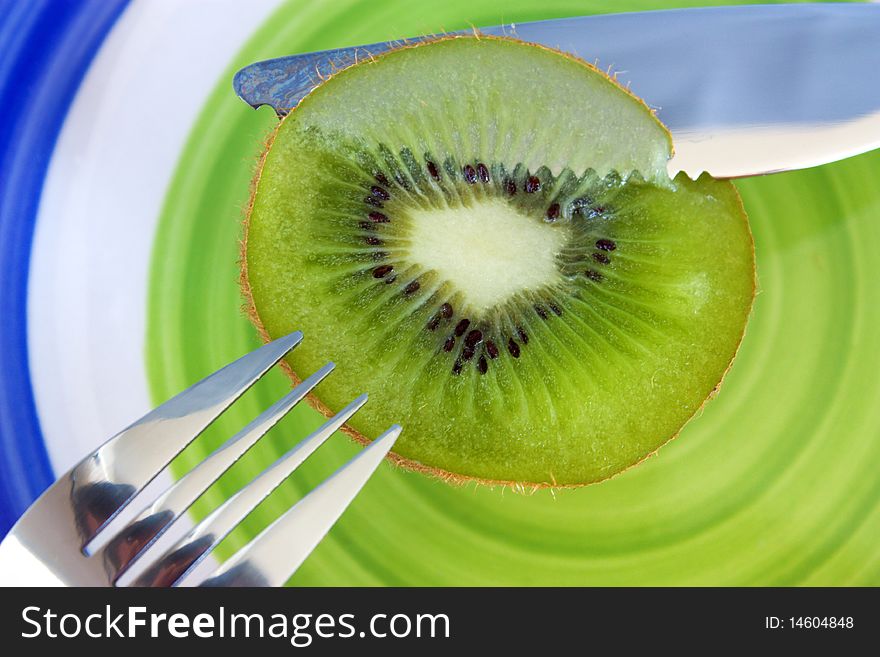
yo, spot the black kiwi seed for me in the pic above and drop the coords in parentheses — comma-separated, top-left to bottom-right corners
(452, 359, 463, 375)
(426, 315, 441, 331)
(359, 221, 373, 230)
(373, 264, 393, 278)
(477, 163, 490, 183)
(369, 211, 389, 223)
(462, 345, 476, 361)
(477, 356, 488, 374)
(505, 179, 517, 195)
(535, 305, 548, 320)
(443, 336, 455, 352)
(404, 280, 420, 296)
(365, 236, 383, 246)
(508, 339, 521, 358)
(464, 329, 483, 348)
(440, 302, 453, 318)
(364, 196, 383, 208)
(463, 165, 477, 184)
(455, 318, 470, 336)
(374, 172, 390, 186)
(427, 161, 440, 180)
(592, 252, 610, 265)
(585, 269, 604, 282)
(596, 238, 617, 251)
(549, 303, 563, 316)
(546, 203, 560, 221)
(525, 176, 541, 193)
(486, 340, 499, 359)
(517, 327, 529, 344)
(370, 185, 390, 201)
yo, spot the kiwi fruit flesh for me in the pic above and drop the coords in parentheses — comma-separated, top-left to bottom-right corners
(243, 36, 755, 487)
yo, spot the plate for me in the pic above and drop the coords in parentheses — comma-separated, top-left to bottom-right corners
(2, 0, 879, 585)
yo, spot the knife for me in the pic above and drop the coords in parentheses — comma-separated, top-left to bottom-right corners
(233, 4, 880, 179)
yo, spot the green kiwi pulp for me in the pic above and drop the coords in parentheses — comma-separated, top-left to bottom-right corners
(243, 36, 755, 487)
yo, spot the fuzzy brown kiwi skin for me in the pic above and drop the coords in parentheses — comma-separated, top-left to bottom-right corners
(239, 34, 756, 491)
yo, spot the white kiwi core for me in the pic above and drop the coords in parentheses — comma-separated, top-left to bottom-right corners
(402, 199, 568, 315)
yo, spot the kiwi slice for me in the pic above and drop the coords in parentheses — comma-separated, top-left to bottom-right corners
(242, 36, 755, 487)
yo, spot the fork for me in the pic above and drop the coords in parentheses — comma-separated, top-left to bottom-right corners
(0, 331, 401, 587)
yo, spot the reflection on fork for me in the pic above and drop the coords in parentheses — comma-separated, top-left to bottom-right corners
(0, 332, 401, 587)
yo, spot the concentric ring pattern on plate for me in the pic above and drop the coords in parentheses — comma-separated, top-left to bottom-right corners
(3, 0, 877, 585)
(146, 0, 880, 585)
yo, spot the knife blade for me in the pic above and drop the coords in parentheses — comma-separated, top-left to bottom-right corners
(233, 4, 880, 179)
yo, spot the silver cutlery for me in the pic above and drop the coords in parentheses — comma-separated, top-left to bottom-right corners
(0, 332, 400, 587)
(233, 3, 880, 179)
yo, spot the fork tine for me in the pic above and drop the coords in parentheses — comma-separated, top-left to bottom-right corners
(200, 425, 401, 588)
(130, 394, 369, 587)
(73, 331, 303, 548)
(99, 362, 335, 582)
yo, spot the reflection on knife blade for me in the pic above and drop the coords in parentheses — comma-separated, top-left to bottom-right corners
(234, 4, 880, 179)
